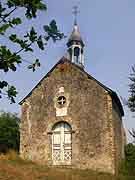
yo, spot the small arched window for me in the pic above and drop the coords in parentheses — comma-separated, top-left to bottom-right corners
(74, 47, 80, 56)
(74, 47, 80, 63)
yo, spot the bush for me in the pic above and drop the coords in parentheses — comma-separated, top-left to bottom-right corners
(0, 112, 20, 153)
(121, 143, 135, 175)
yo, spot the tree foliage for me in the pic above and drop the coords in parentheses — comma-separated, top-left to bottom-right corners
(0, 111, 20, 153)
(129, 129, 135, 144)
(0, 0, 65, 103)
(128, 65, 135, 112)
(124, 143, 135, 174)
(128, 65, 135, 143)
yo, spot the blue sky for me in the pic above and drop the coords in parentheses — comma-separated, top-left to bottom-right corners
(0, 0, 135, 142)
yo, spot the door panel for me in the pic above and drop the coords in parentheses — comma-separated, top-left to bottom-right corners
(64, 132, 72, 163)
(53, 133, 61, 145)
(52, 122, 72, 165)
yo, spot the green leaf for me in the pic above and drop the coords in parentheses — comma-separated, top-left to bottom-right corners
(43, 20, 65, 42)
(28, 59, 40, 71)
(9, 34, 17, 42)
(36, 3, 47, 10)
(24, 1, 47, 19)
(7, 85, 18, 103)
(10, 64, 16, 71)
(0, 81, 8, 89)
(29, 27, 37, 42)
(0, 46, 21, 72)
(11, 17, 22, 25)
(37, 36, 44, 50)
(50, 20, 58, 32)
(7, 0, 15, 8)
(35, 58, 40, 67)
(24, 47, 33, 52)
(0, 24, 10, 34)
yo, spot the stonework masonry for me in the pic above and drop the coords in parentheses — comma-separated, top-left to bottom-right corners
(20, 59, 124, 174)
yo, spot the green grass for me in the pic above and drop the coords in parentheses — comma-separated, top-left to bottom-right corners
(0, 152, 135, 180)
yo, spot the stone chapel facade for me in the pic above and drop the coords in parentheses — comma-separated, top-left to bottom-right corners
(19, 21, 125, 174)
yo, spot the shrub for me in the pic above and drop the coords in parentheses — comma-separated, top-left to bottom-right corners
(121, 143, 135, 175)
(0, 112, 20, 153)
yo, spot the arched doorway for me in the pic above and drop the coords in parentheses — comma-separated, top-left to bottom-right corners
(52, 122, 72, 165)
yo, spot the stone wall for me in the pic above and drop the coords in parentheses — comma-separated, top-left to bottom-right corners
(112, 101, 124, 173)
(20, 60, 124, 174)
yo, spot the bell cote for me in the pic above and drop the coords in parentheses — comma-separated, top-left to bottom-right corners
(67, 22, 85, 68)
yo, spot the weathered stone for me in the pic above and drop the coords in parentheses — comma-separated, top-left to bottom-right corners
(20, 58, 125, 175)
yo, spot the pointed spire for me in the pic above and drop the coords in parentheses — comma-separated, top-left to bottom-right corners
(66, 6, 85, 68)
(67, 6, 84, 47)
(73, 6, 79, 25)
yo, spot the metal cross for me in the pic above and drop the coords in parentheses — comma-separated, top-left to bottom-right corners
(73, 6, 79, 25)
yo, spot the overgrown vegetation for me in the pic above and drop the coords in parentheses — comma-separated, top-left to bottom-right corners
(128, 65, 135, 144)
(0, 147, 134, 180)
(0, 152, 134, 180)
(120, 143, 135, 177)
(128, 65, 135, 113)
(0, 111, 20, 153)
(125, 143, 135, 174)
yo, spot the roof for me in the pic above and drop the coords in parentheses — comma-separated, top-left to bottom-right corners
(67, 24, 84, 46)
(19, 57, 124, 116)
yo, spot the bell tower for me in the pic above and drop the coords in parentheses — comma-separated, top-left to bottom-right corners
(67, 6, 85, 68)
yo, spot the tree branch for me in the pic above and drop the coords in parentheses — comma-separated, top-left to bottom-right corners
(15, 42, 33, 55)
(21, 58, 33, 65)
(0, 7, 17, 24)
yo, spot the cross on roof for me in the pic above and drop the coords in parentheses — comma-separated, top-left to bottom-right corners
(73, 5, 79, 25)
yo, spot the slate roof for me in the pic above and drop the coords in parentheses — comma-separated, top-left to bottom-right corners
(19, 57, 124, 116)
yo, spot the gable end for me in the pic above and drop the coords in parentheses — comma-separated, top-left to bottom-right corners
(19, 57, 124, 116)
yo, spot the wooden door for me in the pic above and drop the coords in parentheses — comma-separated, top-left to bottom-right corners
(52, 122, 72, 165)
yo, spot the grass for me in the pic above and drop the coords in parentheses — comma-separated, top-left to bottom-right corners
(0, 151, 135, 180)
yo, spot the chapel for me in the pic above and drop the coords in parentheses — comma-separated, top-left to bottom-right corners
(19, 17, 125, 174)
